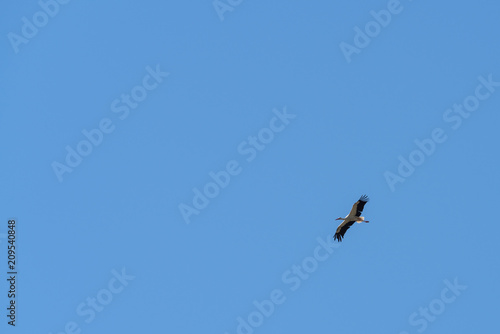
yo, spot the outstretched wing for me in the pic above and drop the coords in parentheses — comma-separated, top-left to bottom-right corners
(334, 220, 355, 242)
(348, 194, 370, 217)
(355, 194, 369, 216)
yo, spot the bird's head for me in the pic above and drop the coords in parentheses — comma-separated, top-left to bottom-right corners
(335, 217, 344, 221)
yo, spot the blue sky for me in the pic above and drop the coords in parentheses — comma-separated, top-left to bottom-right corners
(1, 0, 499, 333)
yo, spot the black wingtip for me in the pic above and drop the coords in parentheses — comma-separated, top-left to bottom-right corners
(360, 194, 369, 202)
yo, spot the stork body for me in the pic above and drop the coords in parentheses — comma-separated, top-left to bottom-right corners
(333, 195, 370, 242)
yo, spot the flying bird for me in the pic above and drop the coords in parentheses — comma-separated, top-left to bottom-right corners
(333, 195, 370, 242)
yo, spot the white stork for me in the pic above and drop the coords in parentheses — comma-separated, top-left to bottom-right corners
(333, 195, 370, 242)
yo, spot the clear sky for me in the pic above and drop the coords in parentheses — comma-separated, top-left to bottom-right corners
(1, 1, 499, 333)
